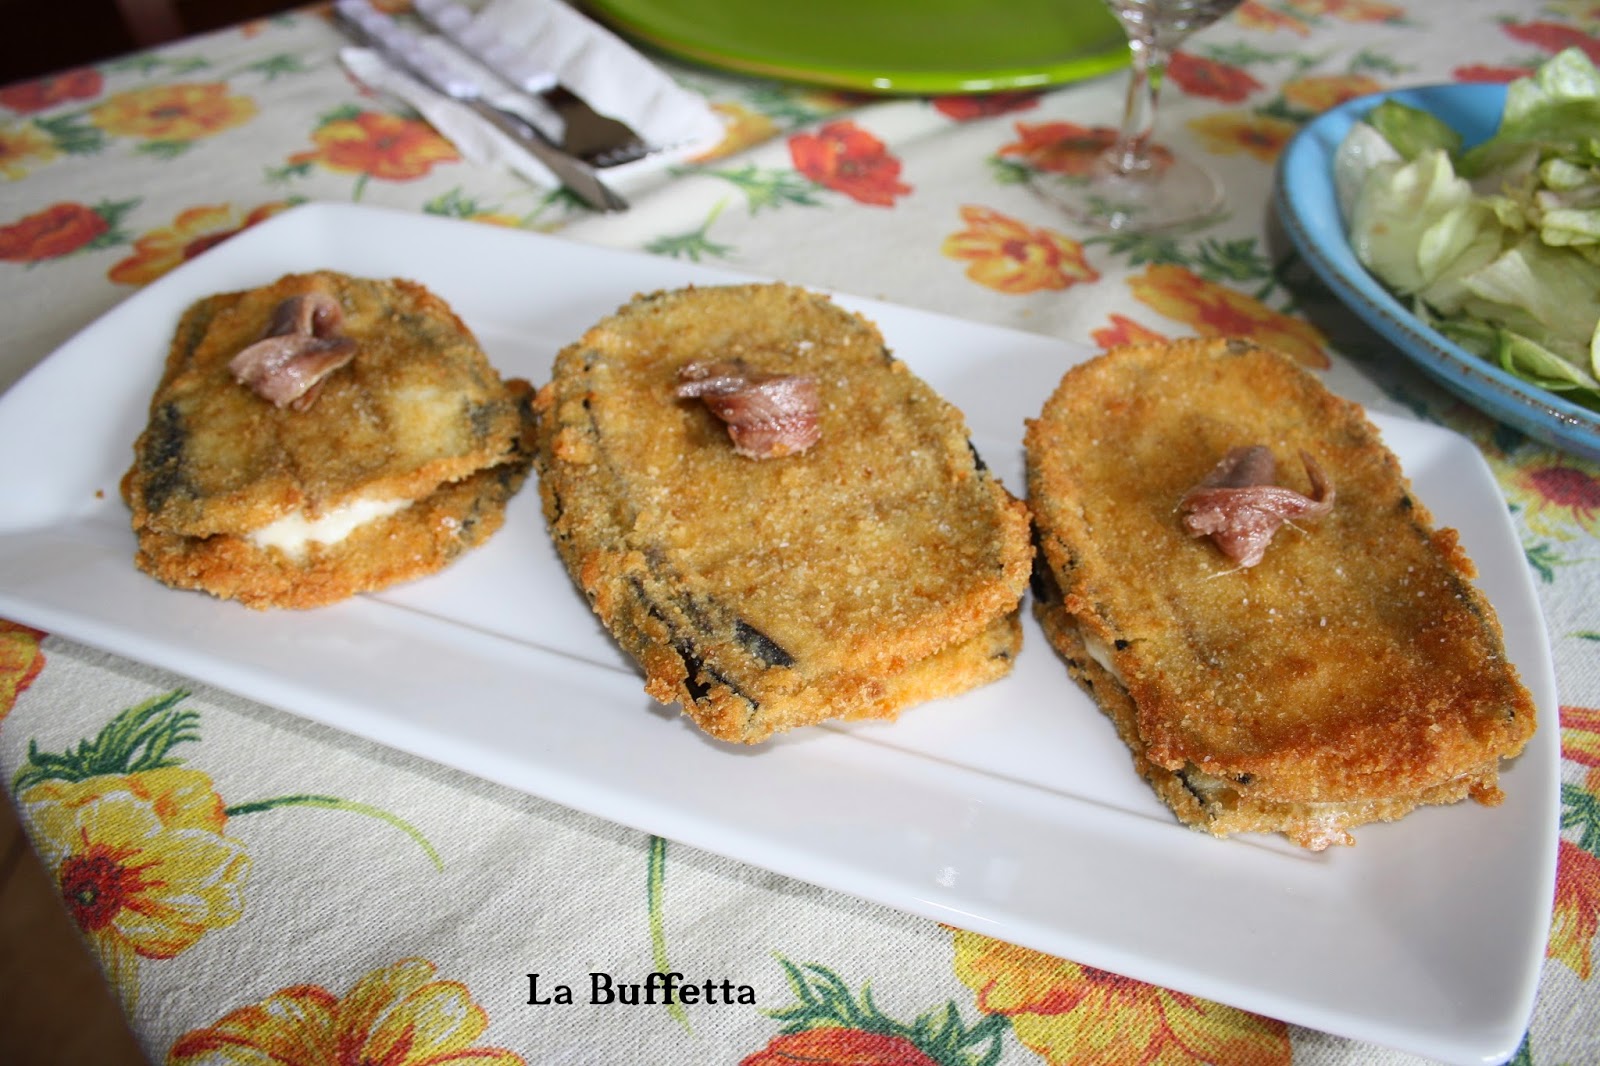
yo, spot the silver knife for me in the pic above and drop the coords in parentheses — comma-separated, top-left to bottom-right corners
(332, 0, 627, 212)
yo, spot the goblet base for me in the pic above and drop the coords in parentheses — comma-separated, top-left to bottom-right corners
(1032, 150, 1226, 233)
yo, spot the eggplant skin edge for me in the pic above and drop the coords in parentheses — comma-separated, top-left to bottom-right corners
(531, 283, 1033, 744)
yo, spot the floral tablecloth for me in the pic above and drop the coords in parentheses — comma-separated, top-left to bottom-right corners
(3, 1, 1599, 1063)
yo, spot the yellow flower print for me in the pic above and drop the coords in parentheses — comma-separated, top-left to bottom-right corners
(22, 768, 249, 1004)
(951, 930, 1291, 1066)
(1187, 111, 1298, 164)
(167, 957, 525, 1065)
(1236, 1, 1310, 34)
(0, 619, 45, 722)
(467, 212, 534, 227)
(0, 121, 59, 179)
(90, 83, 257, 142)
(1282, 74, 1384, 114)
(109, 201, 296, 286)
(1128, 263, 1330, 368)
(943, 204, 1099, 294)
(692, 102, 777, 162)
(1502, 457, 1600, 540)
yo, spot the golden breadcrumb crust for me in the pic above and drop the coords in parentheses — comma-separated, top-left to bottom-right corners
(122, 272, 534, 609)
(1032, 570, 1498, 850)
(533, 283, 1033, 742)
(1024, 338, 1535, 847)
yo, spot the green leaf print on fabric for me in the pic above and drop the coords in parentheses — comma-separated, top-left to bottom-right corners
(986, 156, 1034, 187)
(224, 794, 443, 871)
(647, 199, 735, 260)
(1565, 781, 1600, 856)
(107, 55, 212, 79)
(423, 186, 574, 228)
(693, 163, 826, 212)
(246, 54, 314, 81)
(14, 688, 442, 868)
(13, 688, 197, 791)
(31, 111, 104, 155)
(737, 84, 854, 130)
(745, 956, 1006, 1066)
(645, 834, 689, 1030)
(136, 139, 196, 159)
(1526, 542, 1562, 583)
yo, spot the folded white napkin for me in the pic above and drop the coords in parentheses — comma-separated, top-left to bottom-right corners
(339, 0, 723, 191)
(463, 0, 723, 153)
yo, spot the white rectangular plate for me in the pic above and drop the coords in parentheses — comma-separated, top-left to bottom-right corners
(0, 203, 1558, 1065)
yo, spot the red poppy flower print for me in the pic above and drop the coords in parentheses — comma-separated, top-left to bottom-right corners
(1453, 65, 1535, 84)
(0, 68, 103, 113)
(789, 120, 911, 206)
(1564, 704, 1600, 770)
(0, 202, 109, 262)
(288, 111, 458, 182)
(999, 121, 1156, 177)
(1092, 314, 1170, 350)
(1503, 21, 1600, 63)
(1504, 459, 1600, 539)
(1551, 839, 1600, 980)
(742, 1029, 939, 1066)
(933, 91, 1042, 121)
(1168, 52, 1263, 103)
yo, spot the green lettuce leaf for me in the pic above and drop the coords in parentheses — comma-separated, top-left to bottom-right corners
(1367, 98, 1463, 160)
(1337, 46, 1600, 411)
(1349, 149, 1478, 294)
(1458, 47, 1600, 176)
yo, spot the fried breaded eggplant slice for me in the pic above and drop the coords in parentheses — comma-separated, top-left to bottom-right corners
(1024, 338, 1536, 849)
(534, 283, 1033, 743)
(122, 271, 535, 609)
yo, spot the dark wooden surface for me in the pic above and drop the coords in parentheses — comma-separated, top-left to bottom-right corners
(1, 796, 151, 1064)
(1, 0, 308, 84)
(2, 2, 301, 1058)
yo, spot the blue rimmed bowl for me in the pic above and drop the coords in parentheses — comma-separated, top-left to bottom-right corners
(1274, 81, 1600, 463)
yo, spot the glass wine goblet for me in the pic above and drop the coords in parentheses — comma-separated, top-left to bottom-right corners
(1035, 0, 1243, 232)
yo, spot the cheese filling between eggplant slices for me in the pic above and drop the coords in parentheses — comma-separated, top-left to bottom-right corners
(1078, 628, 1123, 683)
(248, 496, 413, 557)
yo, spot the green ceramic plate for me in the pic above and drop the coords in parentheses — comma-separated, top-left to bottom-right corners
(579, 0, 1129, 95)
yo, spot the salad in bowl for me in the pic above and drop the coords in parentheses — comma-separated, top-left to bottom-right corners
(1336, 47, 1600, 412)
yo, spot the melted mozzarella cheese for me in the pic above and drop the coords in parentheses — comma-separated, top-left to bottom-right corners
(248, 497, 411, 557)
(1079, 629, 1124, 684)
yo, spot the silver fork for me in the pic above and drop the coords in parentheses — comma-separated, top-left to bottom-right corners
(333, 0, 628, 211)
(412, 0, 651, 169)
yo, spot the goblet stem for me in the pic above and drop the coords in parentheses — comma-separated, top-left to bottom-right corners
(1106, 36, 1170, 177)
(1031, 0, 1241, 232)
